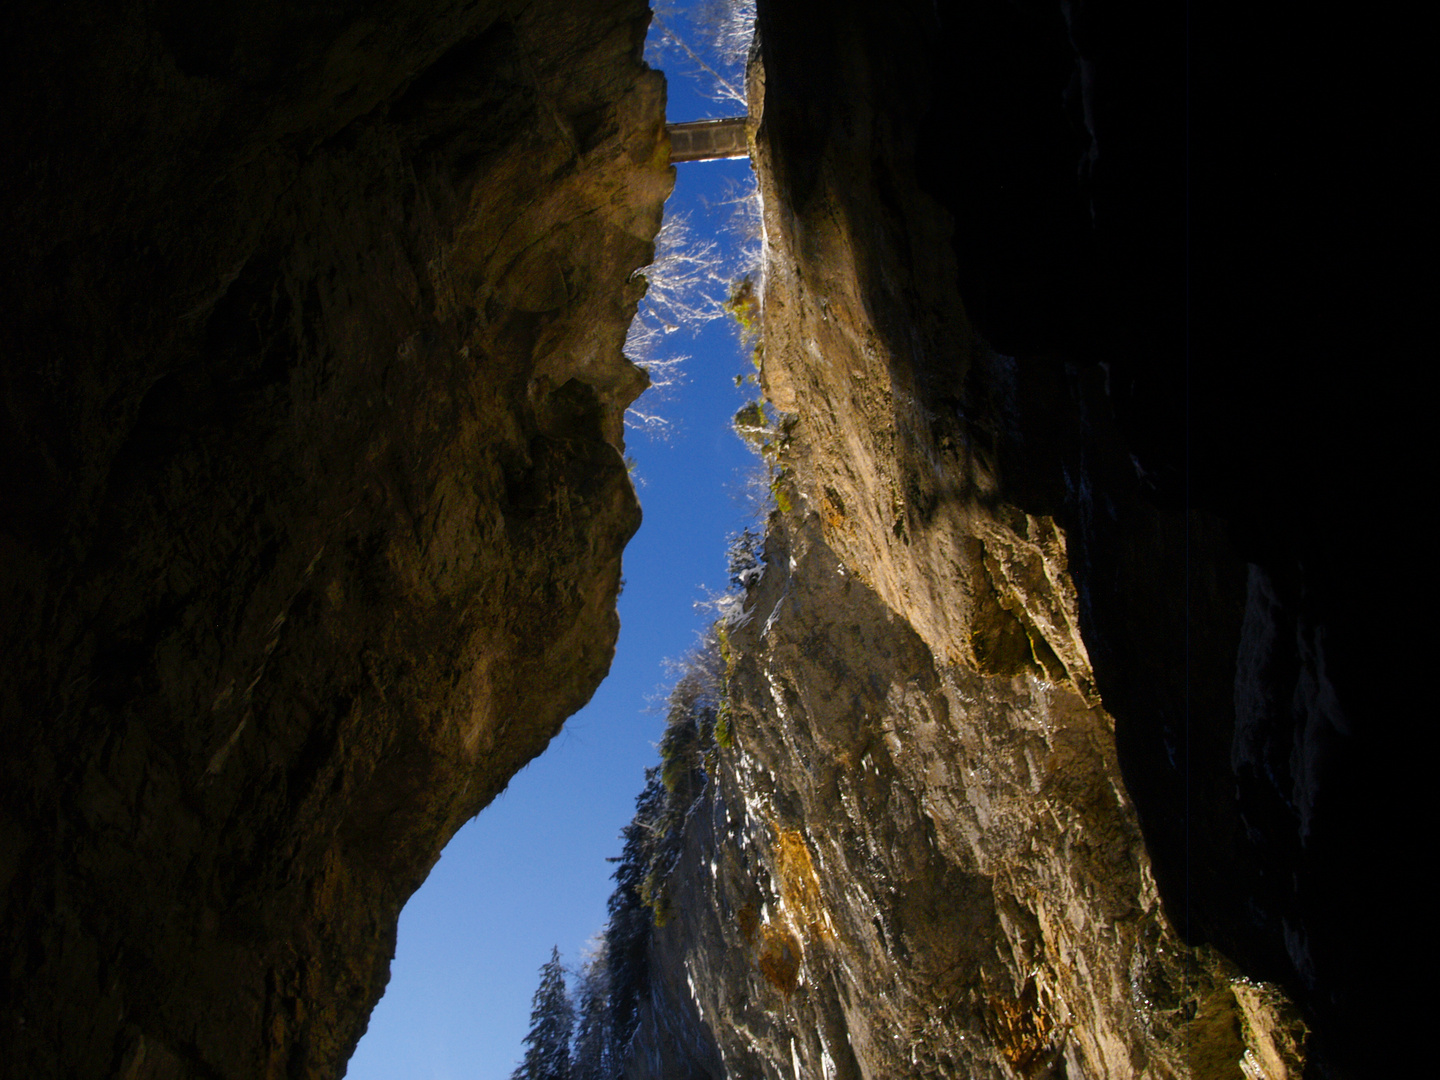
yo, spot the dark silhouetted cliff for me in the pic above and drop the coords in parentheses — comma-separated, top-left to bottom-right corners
(0, 2, 667, 1075)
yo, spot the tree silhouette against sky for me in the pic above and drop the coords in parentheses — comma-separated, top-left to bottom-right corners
(511, 947, 574, 1080)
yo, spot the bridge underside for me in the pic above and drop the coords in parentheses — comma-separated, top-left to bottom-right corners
(667, 117, 749, 163)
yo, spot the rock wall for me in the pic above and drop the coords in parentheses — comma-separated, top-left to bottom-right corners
(619, 10, 1303, 1072)
(622, 0, 1401, 1076)
(2, 0, 1404, 1075)
(632, 516, 1305, 1078)
(0, 2, 668, 1076)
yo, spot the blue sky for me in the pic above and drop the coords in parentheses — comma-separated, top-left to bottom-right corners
(345, 10, 758, 1076)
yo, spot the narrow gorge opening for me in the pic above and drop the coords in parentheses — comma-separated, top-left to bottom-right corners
(0, 0, 1395, 1075)
(348, 4, 763, 1074)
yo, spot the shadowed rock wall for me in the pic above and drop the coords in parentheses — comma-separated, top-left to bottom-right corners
(0, 2, 669, 1076)
(755, 2, 1405, 1072)
(619, 5, 1301, 1073)
(619, 0, 1403, 1076)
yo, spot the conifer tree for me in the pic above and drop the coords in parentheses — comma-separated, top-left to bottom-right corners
(570, 945, 613, 1080)
(511, 947, 574, 1080)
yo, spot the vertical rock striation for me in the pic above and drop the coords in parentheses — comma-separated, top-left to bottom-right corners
(0, 2, 669, 1076)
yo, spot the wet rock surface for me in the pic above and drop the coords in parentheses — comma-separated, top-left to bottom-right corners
(0, 2, 667, 1076)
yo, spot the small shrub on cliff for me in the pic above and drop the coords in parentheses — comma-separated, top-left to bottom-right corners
(732, 400, 768, 446)
(726, 527, 764, 592)
(725, 272, 763, 370)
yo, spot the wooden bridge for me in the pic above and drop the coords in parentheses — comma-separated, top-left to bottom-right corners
(666, 117, 750, 163)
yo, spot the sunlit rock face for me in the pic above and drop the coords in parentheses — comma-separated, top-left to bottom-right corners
(0, 1, 668, 1075)
(631, 517, 1305, 1079)
(623, 0, 1393, 1076)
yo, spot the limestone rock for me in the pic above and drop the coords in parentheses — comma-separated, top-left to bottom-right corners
(736, 2, 1395, 1074)
(633, 516, 1305, 1077)
(615, 0, 1395, 1073)
(0, 2, 668, 1075)
(618, 34, 1306, 1063)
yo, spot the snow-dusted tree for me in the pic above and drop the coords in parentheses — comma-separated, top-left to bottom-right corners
(603, 769, 665, 1056)
(647, 0, 756, 110)
(511, 947, 574, 1080)
(623, 0, 761, 441)
(624, 210, 727, 437)
(570, 943, 614, 1080)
